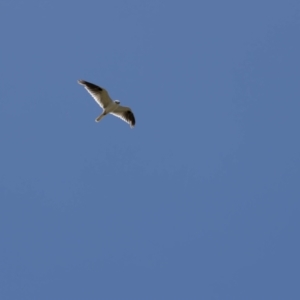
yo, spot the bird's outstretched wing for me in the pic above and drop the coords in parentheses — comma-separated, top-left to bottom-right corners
(78, 80, 113, 108)
(111, 106, 136, 128)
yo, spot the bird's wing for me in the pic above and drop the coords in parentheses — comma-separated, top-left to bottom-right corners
(78, 80, 113, 108)
(111, 106, 136, 128)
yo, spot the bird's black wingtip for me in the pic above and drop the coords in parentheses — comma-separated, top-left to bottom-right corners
(77, 80, 103, 91)
(126, 111, 135, 128)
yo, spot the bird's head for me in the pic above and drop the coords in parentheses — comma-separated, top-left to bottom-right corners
(114, 100, 120, 105)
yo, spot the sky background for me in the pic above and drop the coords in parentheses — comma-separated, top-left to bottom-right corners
(0, 0, 300, 299)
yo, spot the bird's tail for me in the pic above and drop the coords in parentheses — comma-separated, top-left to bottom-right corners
(95, 112, 106, 122)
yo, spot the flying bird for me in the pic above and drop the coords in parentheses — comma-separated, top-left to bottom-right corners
(78, 80, 135, 128)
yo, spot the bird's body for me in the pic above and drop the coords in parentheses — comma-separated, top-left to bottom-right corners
(78, 80, 135, 128)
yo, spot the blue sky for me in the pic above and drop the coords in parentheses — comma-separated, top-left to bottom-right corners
(0, 0, 299, 299)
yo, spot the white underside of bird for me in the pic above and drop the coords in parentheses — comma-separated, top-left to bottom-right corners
(78, 80, 136, 128)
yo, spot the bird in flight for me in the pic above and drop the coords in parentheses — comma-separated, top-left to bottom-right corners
(78, 80, 136, 128)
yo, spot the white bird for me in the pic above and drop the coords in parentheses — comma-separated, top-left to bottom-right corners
(78, 80, 136, 128)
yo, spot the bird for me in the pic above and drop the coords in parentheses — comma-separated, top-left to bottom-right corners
(77, 80, 135, 128)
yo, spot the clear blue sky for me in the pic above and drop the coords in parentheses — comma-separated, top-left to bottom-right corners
(1, 1, 299, 299)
